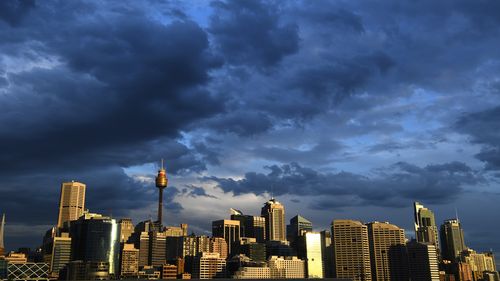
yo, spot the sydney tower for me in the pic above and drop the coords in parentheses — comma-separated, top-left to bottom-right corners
(155, 160, 168, 226)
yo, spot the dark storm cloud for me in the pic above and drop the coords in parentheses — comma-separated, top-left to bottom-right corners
(206, 161, 482, 208)
(209, 0, 299, 67)
(0, 0, 35, 27)
(457, 106, 500, 170)
(0, 2, 224, 175)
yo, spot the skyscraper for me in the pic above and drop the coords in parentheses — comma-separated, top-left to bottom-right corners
(407, 240, 440, 281)
(261, 198, 286, 242)
(287, 215, 313, 252)
(301, 232, 323, 278)
(119, 218, 134, 243)
(155, 160, 168, 226)
(0, 213, 5, 256)
(367, 221, 408, 281)
(57, 181, 86, 228)
(230, 211, 266, 243)
(212, 220, 240, 257)
(119, 243, 139, 278)
(69, 212, 119, 275)
(49, 233, 72, 278)
(440, 219, 466, 262)
(413, 202, 439, 251)
(320, 230, 333, 278)
(331, 219, 372, 281)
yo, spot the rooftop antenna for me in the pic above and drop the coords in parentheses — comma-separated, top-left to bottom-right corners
(455, 207, 459, 222)
(271, 184, 274, 200)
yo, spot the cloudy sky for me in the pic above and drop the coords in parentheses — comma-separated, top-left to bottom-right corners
(1, 0, 500, 262)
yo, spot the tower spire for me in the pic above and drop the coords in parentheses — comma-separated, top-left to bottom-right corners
(0, 213, 5, 250)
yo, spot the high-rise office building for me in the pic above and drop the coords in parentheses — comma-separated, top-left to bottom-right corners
(192, 252, 226, 279)
(440, 219, 466, 262)
(230, 211, 266, 243)
(261, 198, 286, 242)
(138, 231, 150, 267)
(367, 221, 408, 281)
(57, 181, 86, 228)
(320, 230, 333, 278)
(414, 202, 439, 251)
(119, 218, 134, 243)
(149, 231, 167, 267)
(48, 233, 72, 278)
(0, 214, 5, 257)
(212, 219, 240, 257)
(460, 249, 497, 281)
(210, 237, 229, 260)
(407, 240, 440, 281)
(119, 243, 139, 278)
(299, 232, 323, 278)
(331, 219, 372, 281)
(233, 238, 266, 262)
(287, 215, 313, 242)
(69, 212, 119, 275)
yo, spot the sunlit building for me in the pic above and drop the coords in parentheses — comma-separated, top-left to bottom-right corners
(367, 221, 408, 281)
(268, 256, 305, 278)
(118, 218, 134, 243)
(192, 252, 226, 279)
(261, 198, 286, 242)
(57, 181, 86, 229)
(414, 202, 440, 252)
(331, 219, 372, 281)
(119, 243, 138, 278)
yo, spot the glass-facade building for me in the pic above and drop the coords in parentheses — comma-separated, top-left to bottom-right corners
(69, 213, 119, 275)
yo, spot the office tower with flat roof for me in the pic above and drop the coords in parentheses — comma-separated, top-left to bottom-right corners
(230, 211, 266, 243)
(69, 212, 119, 275)
(212, 219, 240, 257)
(0, 214, 5, 257)
(268, 256, 306, 278)
(192, 252, 226, 279)
(119, 218, 134, 243)
(407, 240, 440, 281)
(149, 231, 167, 267)
(320, 230, 333, 278)
(367, 221, 408, 281)
(261, 198, 286, 242)
(234, 238, 266, 263)
(119, 243, 139, 278)
(414, 202, 440, 251)
(331, 219, 372, 281)
(48, 233, 71, 278)
(460, 249, 497, 281)
(57, 181, 86, 228)
(299, 232, 323, 278)
(440, 219, 466, 262)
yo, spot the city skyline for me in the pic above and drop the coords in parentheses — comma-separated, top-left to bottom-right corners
(1, 0, 500, 270)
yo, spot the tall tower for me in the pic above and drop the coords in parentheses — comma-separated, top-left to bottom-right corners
(367, 221, 408, 281)
(331, 219, 372, 281)
(0, 213, 5, 256)
(440, 219, 466, 262)
(57, 181, 86, 228)
(413, 202, 439, 251)
(261, 198, 286, 242)
(155, 160, 168, 227)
